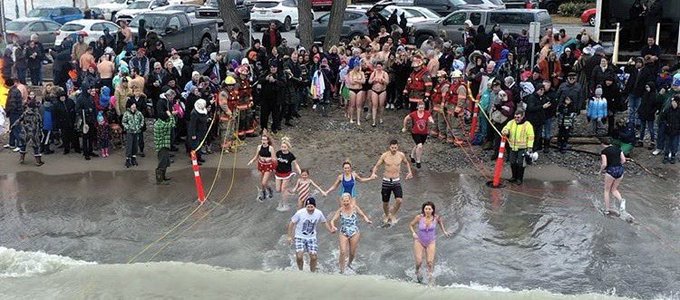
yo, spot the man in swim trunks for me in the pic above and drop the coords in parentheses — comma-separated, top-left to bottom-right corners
(287, 198, 335, 272)
(370, 139, 413, 225)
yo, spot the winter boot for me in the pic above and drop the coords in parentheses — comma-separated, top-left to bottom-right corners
(155, 169, 168, 185)
(131, 156, 138, 166)
(508, 165, 518, 183)
(19, 153, 26, 164)
(516, 167, 525, 185)
(535, 137, 543, 151)
(162, 169, 172, 181)
(543, 138, 550, 153)
(34, 156, 44, 166)
(125, 157, 132, 168)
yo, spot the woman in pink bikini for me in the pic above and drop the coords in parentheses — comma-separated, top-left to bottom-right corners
(408, 201, 451, 284)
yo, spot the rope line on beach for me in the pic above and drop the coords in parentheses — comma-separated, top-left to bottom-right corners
(126, 112, 230, 264)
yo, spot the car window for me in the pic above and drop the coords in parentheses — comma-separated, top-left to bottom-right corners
(403, 8, 424, 18)
(6, 21, 30, 31)
(168, 16, 181, 29)
(67, 7, 81, 15)
(29, 22, 47, 32)
(345, 12, 362, 21)
(27, 8, 54, 17)
(317, 13, 330, 23)
(470, 12, 481, 25)
(443, 12, 466, 26)
(91, 23, 104, 31)
(45, 22, 61, 31)
(464, 0, 484, 4)
(416, 8, 441, 19)
(130, 15, 166, 28)
(104, 23, 120, 32)
(178, 14, 189, 27)
(282, 0, 296, 7)
(254, 1, 279, 8)
(128, 1, 151, 9)
(61, 23, 85, 31)
(537, 11, 551, 24)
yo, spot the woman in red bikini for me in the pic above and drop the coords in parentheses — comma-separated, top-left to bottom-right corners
(247, 130, 276, 201)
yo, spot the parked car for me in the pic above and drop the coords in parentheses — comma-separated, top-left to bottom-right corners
(409, 0, 504, 17)
(380, 5, 440, 27)
(195, 0, 252, 27)
(116, 0, 170, 23)
(55, 19, 120, 47)
(581, 8, 596, 26)
(27, 6, 84, 24)
(250, 0, 312, 32)
(92, 0, 132, 21)
(311, 0, 332, 10)
(157, 3, 201, 13)
(303, 8, 369, 42)
(5, 18, 62, 48)
(411, 8, 552, 46)
(537, 0, 561, 14)
(129, 11, 219, 50)
(168, 0, 205, 4)
(500, 0, 537, 8)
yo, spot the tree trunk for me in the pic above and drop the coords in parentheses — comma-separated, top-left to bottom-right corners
(323, 0, 347, 49)
(297, 0, 313, 50)
(219, 0, 250, 47)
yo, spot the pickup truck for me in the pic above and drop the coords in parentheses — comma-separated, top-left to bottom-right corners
(129, 11, 219, 50)
(195, 0, 252, 28)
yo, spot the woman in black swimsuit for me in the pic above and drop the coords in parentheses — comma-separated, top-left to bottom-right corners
(598, 137, 627, 215)
(347, 57, 366, 125)
(369, 61, 389, 127)
(248, 131, 277, 201)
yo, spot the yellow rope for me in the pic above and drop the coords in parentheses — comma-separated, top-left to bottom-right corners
(126, 110, 229, 264)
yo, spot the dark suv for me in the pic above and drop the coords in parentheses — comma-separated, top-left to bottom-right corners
(298, 8, 369, 42)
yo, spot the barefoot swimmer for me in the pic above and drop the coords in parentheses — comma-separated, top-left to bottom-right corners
(329, 193, 372, 274)
(247, 131, 276, 201)
(599, 137, 627, 217)
(287, 198, 335, 272)
(371, 139, 413, 225)
(275, 137, 302, 211)
(408, 201, 450, 284)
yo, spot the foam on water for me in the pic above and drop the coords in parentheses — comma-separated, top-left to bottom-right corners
(0, 247, 94, 278)
(0, 248, 631, 299)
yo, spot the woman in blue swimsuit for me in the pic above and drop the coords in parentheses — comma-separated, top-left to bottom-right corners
(330, 193, 372, 274)
(325, 161, 372, 204)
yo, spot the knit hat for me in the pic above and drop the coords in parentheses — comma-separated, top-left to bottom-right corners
(673, 73, 680, 88)
(304, 197, 316, 207)
(194, 99, 207, 114)
(464, 20, 473, 27)
(97, 111, 105, 124)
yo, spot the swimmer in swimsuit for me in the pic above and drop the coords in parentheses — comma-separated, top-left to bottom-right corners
(599, 137, 628, 215)
(370, 140, 413, 225)
(346, 57, 365, 125)
(274, 137, 302, 211)
(408, 201, 450, 285)
(289, 169, 327, 209)
(247, 132, 276, 201)
(325, 161, 373, 203)
(369, 61, 389, 127)
(330, 193, 372, 274)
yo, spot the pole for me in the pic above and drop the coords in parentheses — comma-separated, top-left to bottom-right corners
(0, 0, 6, 41)
(487, 136, 507, 188)
(530, 42, 535, 68)
(190, 151, 207, 203)
(655, 22, 661, 45)
(613, 22, 620, 65)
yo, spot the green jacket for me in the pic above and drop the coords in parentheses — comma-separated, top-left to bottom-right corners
(122, 109, 144, 134)
(154, 117, 175, 151)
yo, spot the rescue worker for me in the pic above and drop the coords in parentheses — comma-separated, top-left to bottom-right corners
(236, 65, 256, 138)
(218, 76, 239, 151)
(444, 70, 469, 145)
(501, 110, 535, 185)
(430, 70, 450, 140)
(403, 52, 432, 112)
